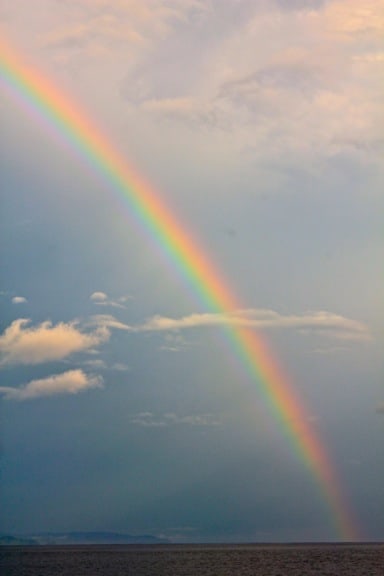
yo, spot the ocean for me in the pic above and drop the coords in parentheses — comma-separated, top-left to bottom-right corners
(1, 543, 383, 575)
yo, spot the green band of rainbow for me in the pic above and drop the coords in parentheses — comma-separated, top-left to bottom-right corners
(0, 37, 359, 540)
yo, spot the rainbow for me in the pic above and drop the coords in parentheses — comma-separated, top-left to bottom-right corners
(0, 37, 359, 540)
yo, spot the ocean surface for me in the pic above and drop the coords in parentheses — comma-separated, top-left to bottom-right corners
(1, 543, 383, 575)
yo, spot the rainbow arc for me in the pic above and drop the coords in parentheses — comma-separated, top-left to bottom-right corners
(0, 36, 359, 540)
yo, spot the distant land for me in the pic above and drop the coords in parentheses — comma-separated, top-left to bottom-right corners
(0, 535, 37, 546)
(0, 532, 170, 545)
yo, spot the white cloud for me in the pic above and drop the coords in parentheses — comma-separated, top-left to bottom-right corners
(0, 370, 102, 401)
(90, 291, 108, 302)
(0, 319, 109, 366)
(11, 296, 27, 304)
(130, 411, 222, 427)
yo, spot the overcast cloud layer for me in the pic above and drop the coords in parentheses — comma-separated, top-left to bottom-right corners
(0, 1, 383, 542)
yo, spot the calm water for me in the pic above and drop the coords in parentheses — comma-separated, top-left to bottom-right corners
(1, 543, 383, 575)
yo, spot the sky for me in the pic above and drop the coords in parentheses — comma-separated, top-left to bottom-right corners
(0, 0, 383, 543)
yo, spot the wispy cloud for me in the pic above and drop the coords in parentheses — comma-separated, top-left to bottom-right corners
(81, 358, 107, 369)
(0, 319, 109, 366)
(310, 345, 349, 355)
(0, 369, 103, 401)
(81, 358, 130, 371)
(90, 291, 130, 309)
(110, 362, 130, 372)
(87, 308, 371, 343)
(130, 411, 222, 428)
(132, 309, 371, 342)
(88, 314, 131, 331)
(159, 333, 188, 352)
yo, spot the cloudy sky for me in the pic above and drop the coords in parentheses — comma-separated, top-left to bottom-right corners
(0, 0, 383, 542)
